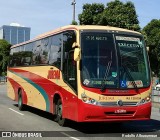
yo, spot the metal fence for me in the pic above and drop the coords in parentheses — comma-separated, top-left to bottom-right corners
(0, 76, 7, 83)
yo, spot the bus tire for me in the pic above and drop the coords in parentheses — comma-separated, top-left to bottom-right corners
(54, 99, 67, 126)
(18, 90, 25, 111)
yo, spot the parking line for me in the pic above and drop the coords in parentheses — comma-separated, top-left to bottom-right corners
(61, 132, 80, 140)
(9, 108, 24, 116)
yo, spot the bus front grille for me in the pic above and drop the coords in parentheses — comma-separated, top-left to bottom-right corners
(98, 101, 138, 106)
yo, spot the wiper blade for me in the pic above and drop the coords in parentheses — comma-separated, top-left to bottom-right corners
(122, 65, 138, 91)
(100, 52, 112, 92)
(100, 61, 112, 92)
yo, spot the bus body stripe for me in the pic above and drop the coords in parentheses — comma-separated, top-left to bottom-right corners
(9, 70, 50, 112)
(7, 77, 28, 104)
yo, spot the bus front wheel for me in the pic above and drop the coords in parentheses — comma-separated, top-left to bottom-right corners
(54, 99, 67, 126)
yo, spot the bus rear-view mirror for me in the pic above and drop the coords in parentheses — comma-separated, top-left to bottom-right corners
(74, 48, 80, 61)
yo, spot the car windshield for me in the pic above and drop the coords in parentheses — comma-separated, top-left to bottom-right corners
(81, 32, 150, 89)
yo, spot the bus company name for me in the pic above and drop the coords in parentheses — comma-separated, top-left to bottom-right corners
(99, 96, 114, 101)
(47, 69, 60, 79)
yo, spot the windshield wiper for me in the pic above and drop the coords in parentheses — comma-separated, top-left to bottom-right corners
(100, 52, 112, 92)
(122, 65, 138, 92)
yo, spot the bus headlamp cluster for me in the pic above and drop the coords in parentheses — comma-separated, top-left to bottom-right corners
(138, 95, 151, 105)
(81, 93, 97, 105)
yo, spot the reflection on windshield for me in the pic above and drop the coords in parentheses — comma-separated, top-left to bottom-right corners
(116, 35, 150, 88)
(81, 32, 150, 89)
(81, 33, 118, 88)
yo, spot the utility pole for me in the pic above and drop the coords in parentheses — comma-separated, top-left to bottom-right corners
(71, 0, 76, 21)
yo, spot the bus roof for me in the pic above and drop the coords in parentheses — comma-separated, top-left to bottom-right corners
(11, 25, 141, 49)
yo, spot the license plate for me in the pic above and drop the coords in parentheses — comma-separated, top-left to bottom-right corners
(115, 109, 127, 113)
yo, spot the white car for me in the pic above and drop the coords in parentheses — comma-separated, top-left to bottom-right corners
(155, 84, 160, 90)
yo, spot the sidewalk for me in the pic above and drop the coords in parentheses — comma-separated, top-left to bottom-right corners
(0, 82, 6, 85)
(152, 102, 160, 108)
(151, 107, 160, 120)
(0, 83, 7, 92)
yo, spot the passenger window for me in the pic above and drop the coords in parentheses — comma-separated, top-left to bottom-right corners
(49, 34, 62, 69)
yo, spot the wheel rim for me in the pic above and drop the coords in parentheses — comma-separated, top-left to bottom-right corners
(57, 103, 62, 119)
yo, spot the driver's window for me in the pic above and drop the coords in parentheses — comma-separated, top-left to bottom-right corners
(66, 51, 77, 91)
(63, 31, 77, 91)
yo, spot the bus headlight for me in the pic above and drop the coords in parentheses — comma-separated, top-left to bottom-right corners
(138, 95, 151, 105)
(81, 93, 97, 105)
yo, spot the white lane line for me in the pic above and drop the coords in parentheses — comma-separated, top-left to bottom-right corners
(61, 132, 80, 140)
(9, 108, 24, 116)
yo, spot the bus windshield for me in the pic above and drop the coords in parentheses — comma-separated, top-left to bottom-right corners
(81, 32, 150, 89)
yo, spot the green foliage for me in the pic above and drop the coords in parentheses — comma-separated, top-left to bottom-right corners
(142, 19, 160, 76)
(78, 0, 140, 31)
(1, 71, 6, 76)
(78, 3, 105, 25)
(0, 39, 11, 75)
(71, 20, 78, 25)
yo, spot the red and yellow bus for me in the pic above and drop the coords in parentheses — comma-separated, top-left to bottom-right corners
(7, 25, 151, 126)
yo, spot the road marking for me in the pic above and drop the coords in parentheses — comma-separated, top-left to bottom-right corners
(61, 132, 80, 140)
(9, 108, 24, 116)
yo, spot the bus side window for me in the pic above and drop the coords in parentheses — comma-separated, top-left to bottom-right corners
(32, 40, 42, 65)
(49, 34, 62, 69)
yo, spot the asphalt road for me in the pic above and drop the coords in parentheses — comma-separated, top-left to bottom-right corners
(0, 83, 160, 140)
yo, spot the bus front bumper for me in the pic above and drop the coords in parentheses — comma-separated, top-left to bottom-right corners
(78, 101, 151, 122)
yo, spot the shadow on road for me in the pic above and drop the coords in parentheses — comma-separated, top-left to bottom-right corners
(68, 119, 160, 134)
(14, 104, 160, 136)
(14, 104, 54, 121)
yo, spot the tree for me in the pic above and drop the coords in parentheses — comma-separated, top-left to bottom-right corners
(78, 0, 140, 31)
(78, 3, 105, 25)
(0, 39, 11, 75)
(71, 20, 78, 25)
(142, 19, 160, 76)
